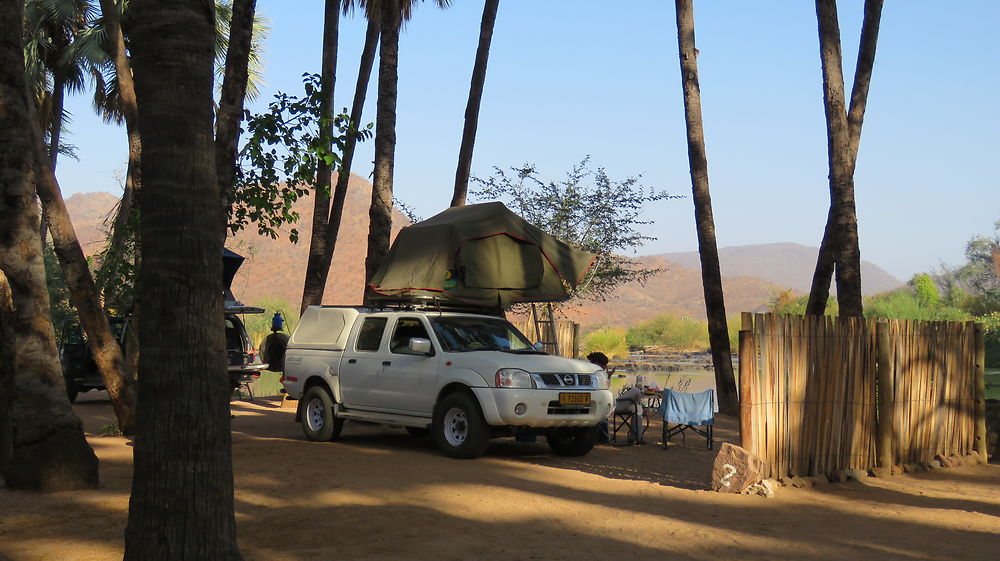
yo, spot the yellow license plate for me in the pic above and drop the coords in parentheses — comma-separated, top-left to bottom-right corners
(559, 392, 590, 405)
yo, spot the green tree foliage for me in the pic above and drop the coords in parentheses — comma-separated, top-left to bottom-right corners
(770, 290, 839, 316)
(582, 327, 629, 360)
(231, 73, 371, 243)
(43, 244, 76, 330)
(472, 157, 678, 301)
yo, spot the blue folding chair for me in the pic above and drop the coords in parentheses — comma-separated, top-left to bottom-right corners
(658, 389, 714, 450)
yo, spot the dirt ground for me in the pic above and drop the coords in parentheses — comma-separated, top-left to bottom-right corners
(1, 392, 998, 561)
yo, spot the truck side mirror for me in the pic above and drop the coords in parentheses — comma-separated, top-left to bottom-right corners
(533, 342, 544, 351)
(409, 337, 433, 355)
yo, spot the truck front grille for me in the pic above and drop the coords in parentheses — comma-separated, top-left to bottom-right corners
(537, 373, 593, 388)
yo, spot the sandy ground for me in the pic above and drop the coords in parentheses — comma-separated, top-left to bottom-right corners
(1, 391, 998, 561)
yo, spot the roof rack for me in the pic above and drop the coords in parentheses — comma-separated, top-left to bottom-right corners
(366, 294, 503, 317)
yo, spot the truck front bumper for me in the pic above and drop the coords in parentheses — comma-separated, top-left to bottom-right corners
(472, 387, 614, 427)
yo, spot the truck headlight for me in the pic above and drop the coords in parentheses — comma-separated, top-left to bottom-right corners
(592, 369, 609, 389)
(496, 368, 535, 389)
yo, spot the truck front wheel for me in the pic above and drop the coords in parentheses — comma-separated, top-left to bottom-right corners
(547, 426, 598, 457)
(432, 392, 489, 459)
(301, 386, 344, 442)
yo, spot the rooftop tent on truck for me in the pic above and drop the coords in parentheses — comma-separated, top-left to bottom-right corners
(367, 202, 597, 308)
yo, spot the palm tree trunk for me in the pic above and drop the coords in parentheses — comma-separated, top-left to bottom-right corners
(674, 0, 738, 416)
(806, 0, 883, 316)
(216, 0, 258, 242)
(814, 0, 864, 317)
(0, 0, 99, 490)
(451, 0, 499, 207)
(315, 13, 380, 306)
(0, 270, 14, 475)
(365, 0, 401, 301)
(33, 123, 138, 435)
(301, 0, 341, 313)
(38, 74, 65, 246)
(97, 0, 142, 259)
(124, 1, 240, 558)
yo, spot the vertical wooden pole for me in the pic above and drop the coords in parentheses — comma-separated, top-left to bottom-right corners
(973, 322, 988, 463)
(876, 320, 894, 472)
(739, 329, 754, 452)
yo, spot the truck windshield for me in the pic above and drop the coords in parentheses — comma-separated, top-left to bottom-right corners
(430, 317, 536, 353)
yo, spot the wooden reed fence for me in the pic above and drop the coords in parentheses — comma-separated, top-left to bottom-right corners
(739, 313, 985, 479)
(511, 319, 580, 359)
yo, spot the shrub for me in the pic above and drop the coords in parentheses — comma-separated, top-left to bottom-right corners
(980, 312, 1000, 368)
(583, 328, 630, 360)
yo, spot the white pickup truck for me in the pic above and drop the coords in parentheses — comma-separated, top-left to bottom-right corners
(281, 305, 614, 458)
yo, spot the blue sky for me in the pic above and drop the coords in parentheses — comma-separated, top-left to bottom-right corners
(56, 0, 999, 281)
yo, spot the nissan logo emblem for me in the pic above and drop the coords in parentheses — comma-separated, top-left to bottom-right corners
(562, 374, 574, 385)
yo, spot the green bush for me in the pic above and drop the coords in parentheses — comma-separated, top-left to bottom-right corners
(625, 314, 709, 352)
(865, 287, 968, 321)
(583, 328, 630, 360)
(980, 311, 1000, 368)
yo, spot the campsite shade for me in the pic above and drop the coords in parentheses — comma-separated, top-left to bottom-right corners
(367, 202, 596, 307)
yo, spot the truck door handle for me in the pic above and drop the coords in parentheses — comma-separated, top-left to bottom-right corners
(347, 359, 356, 364)
(382, 361, 391, 366)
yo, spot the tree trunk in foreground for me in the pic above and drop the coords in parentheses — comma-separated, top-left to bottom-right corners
(0, 270, 17, 477)
(674, 0, 738, 416)
(124, 1, 241, 558)
(451, 0, 499, 207)
(365, 0, 401, 301)
(813, 0, 864, 317)
(0, 0, 99, 490)
(806, 0, 882, 316)
(301, 0, 341, 313)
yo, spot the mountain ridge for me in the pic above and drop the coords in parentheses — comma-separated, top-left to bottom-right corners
(63, 181, 903, 327)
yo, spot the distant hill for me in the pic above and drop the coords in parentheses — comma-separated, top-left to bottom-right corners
(64, 185, 900, 328)
(657, 242, 904, 296)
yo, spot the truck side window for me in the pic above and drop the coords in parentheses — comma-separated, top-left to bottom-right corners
(390, 318, 431, 355)
(356, 317, 388, 352)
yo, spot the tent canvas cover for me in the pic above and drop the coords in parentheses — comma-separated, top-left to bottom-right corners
(368, 202, 596, 307)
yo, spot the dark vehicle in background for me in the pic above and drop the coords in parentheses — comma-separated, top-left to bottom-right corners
(59, 316, 129, 403)
(58, 248, 266, 402)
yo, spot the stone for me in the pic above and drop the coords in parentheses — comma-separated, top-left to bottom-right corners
(870, 466, 892, 478)
(891, 464, 904, 475)
(965, 453, 983, 465)
(791, 476, 816, 488)
(712, 442, 767, 493)
(925, 460, 941, 470)
(952, 456, 966, 467)
(779, 476, 795, 487)
(812, 474, 830, 485)
(744, 479, 777, 498)
(842, 469, 868, 481)
(902, 463, 922, 473)
(936, 454, 956, 468)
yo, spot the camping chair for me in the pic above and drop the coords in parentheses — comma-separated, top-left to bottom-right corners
(658, 388, 714, 450)
(610, 386, 648, 445)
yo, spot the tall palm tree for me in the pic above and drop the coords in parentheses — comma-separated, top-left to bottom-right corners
(450, 0, 499, 208)
(309, 5, 380, 310)
(365, 0, 450, 301)
(0, 0, 98, 491)
(215, 0, 259, 240)
(123, 0, 241, 557)
(21, 0, 138, 433)
(806, 0, 883, 316)
(674, 0, 738, 415)
(301, 0, 342, 312)
(813, 0, 864, 317)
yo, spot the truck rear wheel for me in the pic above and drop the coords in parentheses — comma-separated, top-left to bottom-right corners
(432, 392, 489, 459)
(65, 380, 78, 403)
(301, 386, 344, 442)
(547, 426, 598, 457)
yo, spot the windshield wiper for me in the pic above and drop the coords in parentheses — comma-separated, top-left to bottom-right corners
(501, 348, 547, 355)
